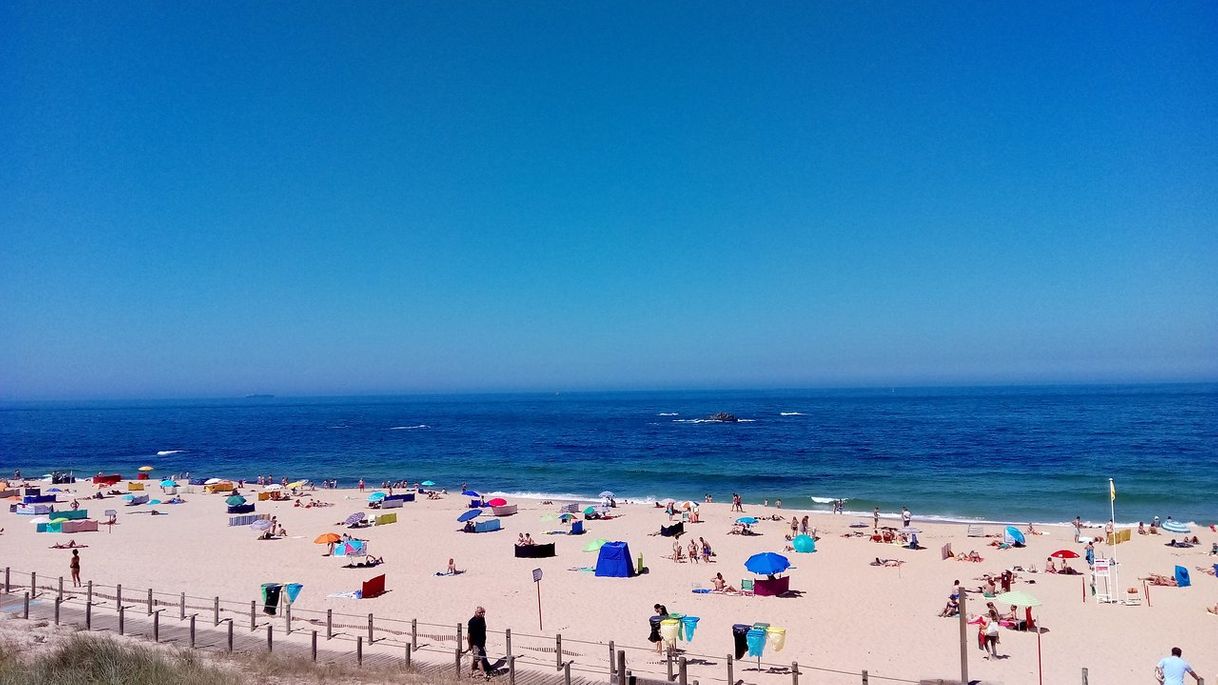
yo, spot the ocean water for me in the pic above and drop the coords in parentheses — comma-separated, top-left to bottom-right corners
(1, 384, 1215, 525)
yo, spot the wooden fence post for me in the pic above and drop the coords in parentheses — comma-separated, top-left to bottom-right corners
(506, 628, 512, 660)
(31, 572, 36, 597)
(1082, 668, 1089, 684)
(58, 576, 63, 601)
(862, 669, 869, 683)
(327, 609, 333, 639)
(509, 655, 516, 685)
(312, 630, 318, 662)
(250, 600, 256, 630)
(455, 647, 462, 679)
(679, 656, 688, 685)
(22, 592, 29, 619)
(115, 582, 121, 610)
(411, 618, 417, 650)
(667, 650, 675, 681)
(3, 567, 8, 593)
(190, 615, 196, 648)
(727, 654, 733, 685)
(180, 592, 185, 620)
(85, 592, 92, 629)
(147, 588, 153, 615)
(608, 640, 615, 679)
(457, 622, 463, 651)
(564, 661, 572, 685)
(118, 605, 124, 635)
(556, 633, 563, 671)
(617, 650, 627, 684)
(227, 620, 234, 652)
(153, 610, 160, 643)
(213, 597, 219, 626)
(54, 597, 61, 625)
(791, 660, 799, 685)
(285, 603, 291, 634)
(357, 635, 363, 666)
(368, 613, 374, 642)
(267, 624, 273, 652)
(405, 640, 412, 667)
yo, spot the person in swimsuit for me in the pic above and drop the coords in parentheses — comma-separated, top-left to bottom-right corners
(70, 549, 81, 587)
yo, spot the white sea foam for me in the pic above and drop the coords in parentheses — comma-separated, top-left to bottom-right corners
(388, 425, 430, 430)
(156, 450, 184, 456)
(809, 496, 846, 504)
(657, 412, 679, 416)
(673, 417, 756, 424)
(779, 412, 805, 416)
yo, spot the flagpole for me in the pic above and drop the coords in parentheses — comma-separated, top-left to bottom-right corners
(1109, 478, 1118, 601)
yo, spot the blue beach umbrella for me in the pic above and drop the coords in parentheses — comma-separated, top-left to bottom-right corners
(344, 512, 365, 526)
(421, 480, 436, 487)
(745, 552, 791, 576)
(226, 495, 246, 506)
(457, 509, 482, 523)
(368, 492, 386, 502)
(160, 479, 177, 487)
(736, 516, 758, 525)
(792, 535, 816, 553)
(148, 499, 162, 505)
(461, 490, 480, 497)
(122, 494, 135, 502)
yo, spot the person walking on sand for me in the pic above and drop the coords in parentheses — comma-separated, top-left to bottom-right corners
(467, 606, 493, 678)
(1155, 647, 1201, 685)
(70, 549, 81, 587)
(873, 506, 880, 531)
(982, 607, 1001, 659)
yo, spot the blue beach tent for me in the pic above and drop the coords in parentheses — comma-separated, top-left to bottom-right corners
(595, 541, 635, 578)
(1003, 526, 1026, 547)
(1175, 565, 1191, 588)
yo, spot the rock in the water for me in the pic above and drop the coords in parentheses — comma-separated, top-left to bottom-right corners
(706, 412, 739, 422)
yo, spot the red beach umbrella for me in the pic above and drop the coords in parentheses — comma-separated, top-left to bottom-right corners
(1050, 549, 1079, 559)
(487, 498, 508, 507)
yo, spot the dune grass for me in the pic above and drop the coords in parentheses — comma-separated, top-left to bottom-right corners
(0, 632, 461, 685)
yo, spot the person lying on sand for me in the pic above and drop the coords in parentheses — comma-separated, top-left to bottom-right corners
(51, 540, 87, 549)
(1145, 573, 1178, 586)
(347, 555, 384, 568)
(1194, 566, 1217, 577)
(870, 557, 903, 567)
(1208, 603, 1218, 616)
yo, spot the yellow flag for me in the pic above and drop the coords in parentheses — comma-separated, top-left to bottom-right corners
(1109, 480, 1116, 502)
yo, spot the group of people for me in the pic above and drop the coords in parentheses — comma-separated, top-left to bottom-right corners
(514, 533, 537, 546)
(670, 537, 714, 563)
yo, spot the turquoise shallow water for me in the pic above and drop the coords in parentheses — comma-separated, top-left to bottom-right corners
(1, 384, 1214, 525)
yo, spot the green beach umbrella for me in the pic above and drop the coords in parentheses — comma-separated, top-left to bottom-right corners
(421, 480, 436, 487)
(583, 506, 597, 515)
(582, 538, 608, 552)
(226, 495, 246, 506)
(50, 517, 69, 524)
(993, 590, 1042, 607)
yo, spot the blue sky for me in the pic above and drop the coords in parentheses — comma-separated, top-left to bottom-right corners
(2, 2, 1215, 399)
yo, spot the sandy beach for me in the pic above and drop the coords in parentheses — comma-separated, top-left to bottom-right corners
(3, 479, 1214, 684)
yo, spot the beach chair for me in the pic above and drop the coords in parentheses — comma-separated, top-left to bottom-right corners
(740, 579, 755, 596)
(570, 520, 585, 535)
(967, 525, 984, 537)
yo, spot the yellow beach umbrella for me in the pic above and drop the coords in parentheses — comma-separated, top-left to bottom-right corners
(50, 517, 69, 524)
(138, 466, 154, 472)
(287, 480, 308, 489)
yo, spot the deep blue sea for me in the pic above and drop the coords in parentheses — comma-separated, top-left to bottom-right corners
(1, 385, 1214, 525)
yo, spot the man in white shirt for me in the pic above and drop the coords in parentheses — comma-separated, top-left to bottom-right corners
(1156, 647, 1200, 685)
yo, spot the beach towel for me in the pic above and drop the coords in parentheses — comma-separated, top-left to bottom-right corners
(732, 624, 750, 659)
(766, 626, 786, 652)
(746, 627, 767, 657)
(1174, 565, 1190, 588)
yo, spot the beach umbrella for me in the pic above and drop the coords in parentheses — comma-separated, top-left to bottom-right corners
(264, 484, 283, 491)
(582, 538, 608, 552)
(599, 491, 614, 499)
(1161, 520, 1191, 534)
(160, 479, 177, 487)
(487, 497, 507, 507)
(287, 480, 308, 489)
(50, 517, 69, 524)
(147, 499, 162, 505)
(344, 512, 365, 526)
(744, 552, 791, 576)
(457, 509, 482, 523)
(994, 590, 1042, 607)
(251, 519, 273, 531)
(461, 490, 480, 497)
(226, 495, 246, 506)
(122, 494, 135, 502)
(792, 534, 816, 553)
(558, 513, 576, 521)
(680, 501, 696, 510)
(138, 466, 154, 472)
(47, 488, 62, 493)
(204, 478, 221, 485)
(583, 506, 597, 515)
(368, 492, 386, 502)
(1050, 549, 1079, 559)
(314, 533, 342, 545)
(736, 516, 758, 525)
(421, 480, 436, 487)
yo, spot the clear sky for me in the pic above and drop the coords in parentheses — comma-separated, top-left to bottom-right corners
(2, 2, 1215, 400)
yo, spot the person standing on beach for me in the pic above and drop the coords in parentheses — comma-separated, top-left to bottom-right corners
(1073, 516, 1083, 538)
(467, 606, 493, 678)
(901, 506, 911, 527)
(1155, 647, 1200, 684)
(69, 549, 81, 587)
(873, 507, 880, 532)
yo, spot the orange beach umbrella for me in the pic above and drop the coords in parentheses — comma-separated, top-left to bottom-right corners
(313, 533, 342, 545)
